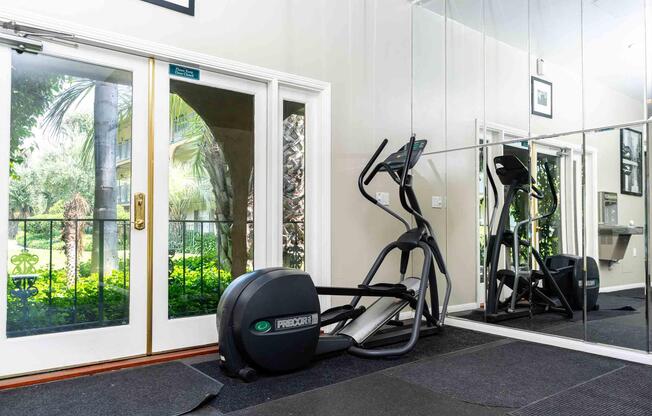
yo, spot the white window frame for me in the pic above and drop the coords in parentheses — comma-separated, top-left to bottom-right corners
(277, 86, 331, 309)
(475, 121, 597, 305)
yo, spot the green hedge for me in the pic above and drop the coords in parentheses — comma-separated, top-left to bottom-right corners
(7, 267, 129, 335)
(168, 256, 232, 318)
(6, 256, 232, 335)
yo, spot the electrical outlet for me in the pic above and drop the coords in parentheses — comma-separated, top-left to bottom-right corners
(376, 192, 390, 206)
(431, 196, 444, 209)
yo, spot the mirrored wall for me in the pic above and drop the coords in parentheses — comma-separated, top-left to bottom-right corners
(412, 0, 650, 353)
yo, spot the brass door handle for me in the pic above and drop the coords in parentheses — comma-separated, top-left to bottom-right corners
(134, 192, 146, 230)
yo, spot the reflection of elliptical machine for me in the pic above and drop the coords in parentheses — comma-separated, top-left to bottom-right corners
(216, 137, 452, 381)
(485, 154, 599, 323)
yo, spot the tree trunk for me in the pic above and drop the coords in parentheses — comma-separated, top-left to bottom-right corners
(91, 82, 119, 275)
(8, 211, 18, 240)
(63, 193, 89, 286)
(221, 132, 252, 280)
(202, 139, 233, 271)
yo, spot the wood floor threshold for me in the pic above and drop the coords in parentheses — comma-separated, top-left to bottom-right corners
(0, 345, 218, 391)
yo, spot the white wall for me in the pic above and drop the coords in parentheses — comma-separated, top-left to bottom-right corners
(0, 0, 417, 300)
(1, 0, 646, 308)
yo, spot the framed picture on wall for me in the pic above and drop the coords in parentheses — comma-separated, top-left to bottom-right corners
(531, 76, 553, 118)
(141, 0, 195, 16)
(620, 128, 643, 196)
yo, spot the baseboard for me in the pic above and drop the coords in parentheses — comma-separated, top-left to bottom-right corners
(0, 345, 218, 390)
(397, 302, 478, 321)
(600, 282, 646, 293)
(445, 302, 479, 313)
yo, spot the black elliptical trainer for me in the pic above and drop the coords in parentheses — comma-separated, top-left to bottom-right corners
(216, 136, 451, 381)
(484, 154, 599, 322)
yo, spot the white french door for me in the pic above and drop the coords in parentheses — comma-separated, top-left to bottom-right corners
(150, 62, 268, 352)
(0, 24, 330, 375)
(0, 41, 149, 377)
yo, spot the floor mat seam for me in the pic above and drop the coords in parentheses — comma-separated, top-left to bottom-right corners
(223, 336, 510, 414)
(509, 364, 629, 414)
(378, 338, 514, 376)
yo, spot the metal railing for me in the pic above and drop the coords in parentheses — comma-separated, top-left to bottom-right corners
(6, 217, 305, 335)
(7, 218, 130, 337)
(167, 219, 253, 318)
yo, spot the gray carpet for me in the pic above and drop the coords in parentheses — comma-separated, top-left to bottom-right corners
(511, 365, 652, 416)
(553, 315, 649, 351)
(193, 327, 502, 413)
(454, 290, 643, 334)
(229, 372, 509, 416)
(0, 362, 223, 416)
(385, 341, 624, 408)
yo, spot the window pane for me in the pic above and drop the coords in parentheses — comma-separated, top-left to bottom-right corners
(7, 52, 132, 337)
(282, 101, 306, 270)
(167, 80, 254, 319)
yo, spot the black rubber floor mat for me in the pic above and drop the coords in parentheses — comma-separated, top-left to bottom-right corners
(552, 315, 648, 351)
(193, 327, 501, 413)
(0, 362, 223, 416)
(453, 291, 642, 333)
(510, 365, 652, 416)
(230, 373, 509, 416)
(385, 341, 624, 408)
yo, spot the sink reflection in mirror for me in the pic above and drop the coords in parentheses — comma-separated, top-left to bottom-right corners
(577, 126, 648, 351)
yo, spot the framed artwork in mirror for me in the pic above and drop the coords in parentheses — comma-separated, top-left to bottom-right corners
(620, 128, 643, 196)
(142, 0, 195, 16)
(531, 76, 553, 119)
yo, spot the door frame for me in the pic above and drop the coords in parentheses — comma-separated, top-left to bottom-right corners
(151, 62, 269, 352)
(475, 121, 597, 306)
(0, 41, 150, 378)
(0, 9, 332, 373)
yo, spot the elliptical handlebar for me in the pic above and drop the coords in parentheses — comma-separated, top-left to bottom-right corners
(399, 136, 416, 189)
(530, 182, 544, 200)
(358, 138, 388, 204)
(359, 139, 410, 231)
(531, 161, 558, 223)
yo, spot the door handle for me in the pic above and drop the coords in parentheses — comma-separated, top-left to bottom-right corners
(134, 192, 146, 230)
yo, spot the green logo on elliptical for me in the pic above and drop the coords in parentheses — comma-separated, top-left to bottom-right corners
(253, 320, 272, 332)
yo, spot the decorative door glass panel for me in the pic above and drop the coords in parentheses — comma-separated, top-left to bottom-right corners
(282, 101, 306, 270)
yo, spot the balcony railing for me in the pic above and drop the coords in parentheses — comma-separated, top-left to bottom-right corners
(116, 141, 131, 163)
(6, 217, 303, 337)
(7, 218, 130, 338)
(167, 219, 253, 319)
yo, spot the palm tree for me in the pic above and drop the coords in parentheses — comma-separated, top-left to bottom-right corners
(44, 78, 131, 275)
(62, 193, 90, 286)
(8, 180, 35, 241)
(169, 95, 234, 271)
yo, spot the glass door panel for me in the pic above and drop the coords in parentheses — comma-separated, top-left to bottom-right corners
(152, 63, 267, 352)
(0, 42, 149, 377)
(167, 80, 255, 319)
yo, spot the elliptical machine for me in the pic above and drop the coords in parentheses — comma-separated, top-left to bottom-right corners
(484, 154, 599, 322)
(216, 137, 452, 381)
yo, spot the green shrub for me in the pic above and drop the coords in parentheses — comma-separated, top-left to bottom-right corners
(6, 255, 232, 335)
(168, 256, 232, 317)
